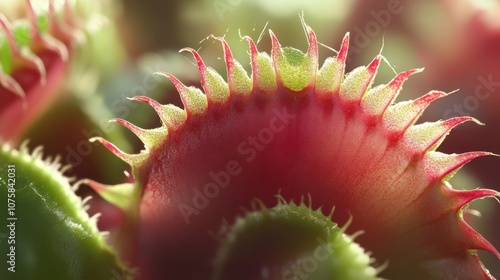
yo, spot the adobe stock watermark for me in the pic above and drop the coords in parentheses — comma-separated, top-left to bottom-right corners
(178, 106, 296, 224)
(348, 0, 409, 60)
(213, 0, 244, 21)
(443, 74, 500, 119)
(281, 236, 334, 280)
(64, 64, 167, 168)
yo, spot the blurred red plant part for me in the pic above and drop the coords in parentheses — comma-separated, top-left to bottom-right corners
(0, 0, 81, 143)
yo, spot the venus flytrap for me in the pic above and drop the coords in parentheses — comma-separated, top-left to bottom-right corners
(0, 0, 121, 145)
(0, 0, 132, 187)
(0, 0, 80, 143)
(91, 24, 499, 279)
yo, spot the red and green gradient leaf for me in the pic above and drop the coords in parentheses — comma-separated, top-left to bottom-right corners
(91, 25, 499, 279)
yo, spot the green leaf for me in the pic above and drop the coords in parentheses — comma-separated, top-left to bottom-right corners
(0, 143, 130, 280)
(213, 201, 381, 280)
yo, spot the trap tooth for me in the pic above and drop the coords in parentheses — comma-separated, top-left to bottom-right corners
(383, 91, 448, 136)
(457, 220, 500, 258)
(111, 118, 166, 150)
(269, 29, 281, 62)
(62, 0, 82, 30)
(62, 0, 76, 26)
(450, 188, 499, 211)
(244, 36, 276, 94)
(90, 137, 147, 167)
(0, 15, 17, 52)
(315, 32, 349, 96)
(180, 47, 229, 104)
(403, 117, 480, 154)
(129, 96, 187, 131)
(48, 0, 70, 41)
(26, 0, 69, 62)
(25, 0, 43, 43)
(155, 72, 208, 116)
(26, 0, 69, 61)
(406, 211, 499, 260)
(84, 179, 137, 212)
(25, 0, 37, 33)
(161, 104, 187, 130)
(304, 24, 319, 73)
(424, 151, 492, 182)
(339, 55, 381, 104)
(338, 32, 350, 62)
(0, 15, 47, 85)
(48, 0, 80, 47)
(13, 50, 47, 86)
(0, 71, 26, 99)
(269, 29, 315, 91)
(212, 36, 252, 96)
(361, 68, 423, 116)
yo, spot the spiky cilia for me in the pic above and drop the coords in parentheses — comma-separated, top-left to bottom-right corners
(91, 24, 500, 279)
(213, 200, 381, 280)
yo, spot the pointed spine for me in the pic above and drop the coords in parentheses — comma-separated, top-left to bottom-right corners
(0, 15, 19, 55)
(243, 36, 276, 94)
(315, 32, 349, 96)
(110, 118, 166, 150)
(339, 55, 381, 105)
(424, 151, 492, 182)
(154, 72, 208, 116)
(383, 90, 448, 139)
(63, 0, 77, 27)
(457, 219, 500, 258)
(0, 70, 26, 99)
(90, 137, 147, 168)
(180, 47, 229, 104)
(269, 29, 281, 78)
(448, 188, 499, 211)
(84, 179, 137, 213)
(269, 28, 317, 91)
(50, 0, 85, 47)
(403, 117, 481, 154)
(128, 96, 186, 131)
(26, 0, 42, 42)
(361, 68, 423, 116)
(27, 0, 69, 62)
(212, 36, 252, 96)
(305, 25, 319, 77)
(0, 14, 46, 85)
